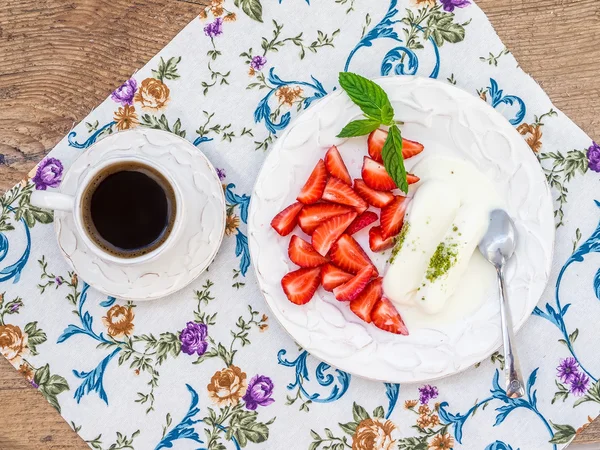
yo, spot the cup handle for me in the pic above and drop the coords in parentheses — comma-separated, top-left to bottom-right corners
(30, 191, 76, 212)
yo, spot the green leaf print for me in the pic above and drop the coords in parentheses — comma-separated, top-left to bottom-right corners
(351, 402, 370, 423)
(372, 406, 385, 419)
(338, 421, 357, 435)
(34, 364, 70, 413)
(551, 380, 570, 404)
(152, 56, 182, 83)
(227, 410, 270, 447)
(235, 0, 263, 23)
(140, 114, 186, 138)
(425, 12, 466, 47)
(397, 436, 429, 450)
(24, 321, 47, 355)
(549, 422, 576, 444)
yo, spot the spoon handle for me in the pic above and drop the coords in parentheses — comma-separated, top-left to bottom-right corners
(497, 265, 525, 399)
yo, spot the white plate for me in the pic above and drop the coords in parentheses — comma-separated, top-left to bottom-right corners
(248, 76, 555, 383)
(55, 128, 226, 301)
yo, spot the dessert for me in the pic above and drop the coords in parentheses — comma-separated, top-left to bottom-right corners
(383, 157, 502, 323)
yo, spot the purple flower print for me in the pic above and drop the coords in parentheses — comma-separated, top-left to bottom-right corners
(32, 157, 63, 190)
(557, 357, 579, 384)
(440, 0, 471, 12)
(204, 18, 223, 38)
(570, 372, 590, 396)
(111, 78, 137, 106)
(418, 384, 439, 404)
(216, 168, 226, 180)
(31, 380, 39, 389)
(9, 303, 20, 313)
(55, 277, 63, 286)
(179, 322, 208, 356)
(250, 56, 267, 71)
(242, 375, 275, 410)
(587, 142, 600, 173)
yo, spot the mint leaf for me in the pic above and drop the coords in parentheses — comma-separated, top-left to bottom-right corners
(381, 125, 408, 193)
(339, 72, 394, 125)
(337, 119, 381, 138)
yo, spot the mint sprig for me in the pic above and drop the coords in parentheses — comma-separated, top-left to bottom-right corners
(336, 72, 408, 193)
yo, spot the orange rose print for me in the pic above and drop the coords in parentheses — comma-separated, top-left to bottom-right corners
(352, 418, 396, 450)
(134, 78, 170, 110)
(0, 324, 28, 364)
(102, 305, 135, 338)
(207, 365, 247, 406)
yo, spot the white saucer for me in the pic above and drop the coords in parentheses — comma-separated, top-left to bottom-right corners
(55, 128, 226, 301)
(248, 76, 555, 383)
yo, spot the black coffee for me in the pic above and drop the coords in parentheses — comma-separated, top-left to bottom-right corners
(81, 162, 177, 258)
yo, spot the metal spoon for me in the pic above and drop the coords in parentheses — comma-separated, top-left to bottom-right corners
(478, 209, 525, 399)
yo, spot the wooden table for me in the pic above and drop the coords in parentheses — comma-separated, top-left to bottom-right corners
(1, 0, 599, 448)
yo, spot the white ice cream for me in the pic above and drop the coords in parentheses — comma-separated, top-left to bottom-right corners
(383, 156, 503, 325)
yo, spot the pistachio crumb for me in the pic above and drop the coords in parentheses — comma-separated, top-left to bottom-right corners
(425, 241, 459, 282)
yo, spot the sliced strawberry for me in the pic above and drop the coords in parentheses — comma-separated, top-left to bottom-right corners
(288, 235, 328, 268)
(371, 297, 409, 335)
(353, 179, 395, 208)
(322, 178, 368, 212)
(407, 173, 420, 185)
(297, 203, 354, 235)
(403, 139, 425, 159)
(329, 234, 378, 276)
(320, 263, 353, 292)
(333, 265, 374, 302)
(367, 129, 388, 163)
(297, 160, 328, 205)
(350, 278, 383, 323)
(325, 145, 352, 185)
(281, 267, 321, 305)
(312, 211, 357, 256)
(271, 202, 304, 236)
(369, 226, 396, 252)
(368, 129, 425, 162)
(380, 196, 410, 239)
(346, 211, 378, 235)
(362, 156, 397, 191)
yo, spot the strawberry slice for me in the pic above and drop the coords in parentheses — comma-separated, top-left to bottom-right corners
(407, 173, 420, 184)
(350, 277, 383, 323)
(362, 156, 397, 191)
(353, 179, 395, 208)
(320, 263, 353, 292)
(322, 178, 368, 212)
(380, 196, 410, 239)
(346, 211, 378, 235)
(371, 297, 409, 335)
(329, 234, 378, 276)
(368, 129, 425, 163)
(271, 202, 304, 236)
(325, 145, 352, 185)
(312, 211, 357, 256)
(369, 226, 396, 252)
(288, 235, 328, 268)
(297, 203, 354, 235)
(403, 139, 425, 159)
(281, 267, 321, 305)
(333, 265, 374, 302)
(297, 160, 328, 205)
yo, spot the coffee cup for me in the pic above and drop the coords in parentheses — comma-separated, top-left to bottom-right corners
(29, 128, 226, 300)
(31, 155, 182, 265)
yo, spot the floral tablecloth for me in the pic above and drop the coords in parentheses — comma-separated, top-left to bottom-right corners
(1, 1, 599, 449)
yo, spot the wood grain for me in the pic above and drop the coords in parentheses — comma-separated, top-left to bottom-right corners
(0, 0, 599, 448)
